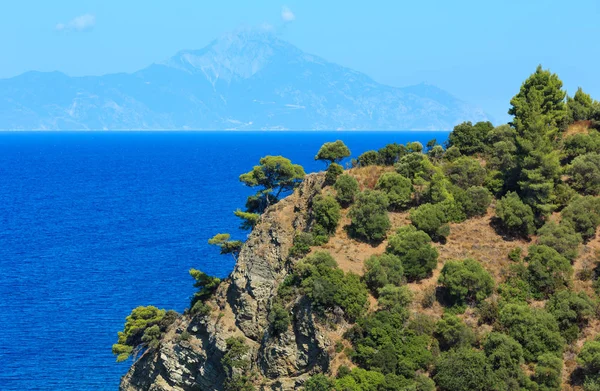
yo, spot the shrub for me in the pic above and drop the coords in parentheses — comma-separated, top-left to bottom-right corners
(561, 196, 600, 241)
(446, 121, 494, 155)
(334, 174, 359, 207)
(311, 195, 341, 242)
(561, 130, 600, 163)
(498, 303, 564, 362)
(357, 150, 380, 166)
(348, 190, 391, 243)
(526, 245, 572, 298)
(375, 172, 413, 210)
(537, 221, 582, 261)
(289, 232, 314, 258)
(434, 348, 494, 391)
(268, 303, 290, 335)
(567, 153, 600, 195)
(577, 337, 600, 387)
(483, 332, 524, 374)
(444, 146, 462, 161)
(533, 353, 563, 391)
(386, 225, 438, 281)
(409, 202, 450, 241)
(434, 314, 476, 351)
(189, 269, 221, 309)
(378, 143, 406, 165)
(495, 191, 535, 237)
(508, 247, 523, 262)
(444, 156, 487, 189)
(396, 153, 433, 180)
(546, 290, 594, 343)
(377, 284, 412, 313)
(438, 258, 494, 305)
(364, 253, 404, 292)
(324, 162, 344, 185)
(315, 140, 351, 165)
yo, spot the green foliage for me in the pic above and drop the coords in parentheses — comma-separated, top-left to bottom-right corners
(112, 306, 176, 362)
(577, 337, 600, 388)
(348, 190, 391, 243)
(526, 245, 572, 298)
(444, 156, 487, 189)
(364, 253, 404, 293)
(546, 290, 594, 343)
(222, 336, 251, 378)
(224, 374, 255, 391)
(377, 284, 412, 313)
(378, 143, 407, 166)
(567, 153, 600, 195)
(495, 191, 535, 237)
(189, 268, 221, 310)
(289, 232, 315, 258)
(386, 225, 438, 281)
(568, 87, 595, 122)
(508, 247, 523, 262)
(409, 202, 450, 241)
(434, 348, 494, 391)
(406, 141, 424, 153)
(447, 121, 494, 156)
(311, 195, 341, 242)
(428, 145, 445, 161)
(438, 258, 494, 305)
(444, 146, 462, 161)
(451, 185, 492, 218)
(357, 150, 381, 167)
(297, 251, 368, 320)
(483, 331, 524, 376)
(304, 374, 334, 391)
(498, 303, 564, 362)
(268, 303, 290, 335)
(233, 210, 260, 230)
(533, 353, 563, 391)
(334, 174, 359, 207)
(561, 195, 600, 241)
(434, 314, 476, 351)
(537, 221, 582, 261)
(315, 140, 351, 165)
(208, 233, 243, 259)
(396, 153, 434, 180)
(375, 172, 413, 210)
(561, 130, 600, 164)
(324, 162, 344, 185)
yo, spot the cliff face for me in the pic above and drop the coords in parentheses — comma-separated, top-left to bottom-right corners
(120, 174, 330, 391)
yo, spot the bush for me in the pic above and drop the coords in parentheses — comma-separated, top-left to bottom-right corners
(364, 253, 404, 292)
(546, 290, 594, 343)
(446, 121, 494, 156)
(561, 130, 600, 164)
(386, 225, 438, 281)
(483, 332, 524, 374)
(495, 191, 535, 237)
(378, 143, 406, 165)
(409, 202, 450, 241)
(444, 146, 462, 161)
(577, 337, 600, 387)
(498, 303, 564, 362)
(561, 196, 600, 241)
(189, 269, 221, 309)
(452, 185, 492, 218)
(396, 153, 433, 180)
(438, 258, 494, 305)
(357, 150, 380, 166)
(348, 190, 391, 243)
(537, 221, 582, 261)
(526, 245, 572, 298)
(444, 156, 487, 189)
(434, 314, 476, 351)
(311, 195, 341, 242)
(377, 284, 412, 313)
(268, 303, 290, 335)
(434, 348, 494, 391)
(334, 174, 359, 207)
(375, 172, 413, 210)
(289, 232, 314, 258)
(305, 374, 334, 391)
(533, 353, 563, 391)
(315, 140, 351, 165)
(324, 162, 344, 185)
(567, 153, 600, 195)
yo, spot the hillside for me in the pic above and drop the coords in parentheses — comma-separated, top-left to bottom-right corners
(0, 29, 489, 131)
(114, 67, 600, 391)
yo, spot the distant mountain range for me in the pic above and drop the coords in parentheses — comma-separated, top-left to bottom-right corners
(0, 29, 490, 130)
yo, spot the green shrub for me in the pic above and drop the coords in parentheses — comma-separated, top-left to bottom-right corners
(268, 303, 291, 335)
(434, 314, 476, 351)
(483, 332, 528, 388)
(577, 337, 600, 388)
(357, 150, 380, 166)
(348, 190, 391, 243)
(533, 353, 563, 391)
(446, 121, 494, 156)
(508, 247, 522, 262)
(378, 143, 407, 166)
(334, 174, 359, 207)
(409, 202, 450, 241)
(498, 303, 564, 362)
(377, 284, 412, 313)
(537, 221, 582, 261)
(561, 130, 600, 163)
(324, 162, 344, 185)
(567, 153, 600, 195)
(561, 196, 600, 241)
(386, 225, 438, 281)
(444, 146, 462, 161)
(311, 195, 341, 241)
(189, 269, 221, 308)
(495, 191, 535, 237)
(526, 245, 572, 298)
(396, 153, 433, 180)
(375, 172, 413, 210)
(438, 258, 494, 305)
(546, 290, 594, 343)
(315, 140, 351, 165)
(444, 156, 487, 189)
(434, 348, 494, 391)
(364, 253, 404, 292)
(289, 232, 315, 258)
(462, 186, 492, 217)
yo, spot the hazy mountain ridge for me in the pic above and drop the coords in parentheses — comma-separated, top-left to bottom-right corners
(0, 29, 490, 130)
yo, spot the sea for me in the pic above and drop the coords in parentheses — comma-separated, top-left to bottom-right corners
(0, 131, 448, 390)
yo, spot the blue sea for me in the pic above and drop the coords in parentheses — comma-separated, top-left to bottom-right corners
(0, 131, 448, 390)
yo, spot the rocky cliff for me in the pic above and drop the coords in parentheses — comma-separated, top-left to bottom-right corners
(120, 174, 332, 391)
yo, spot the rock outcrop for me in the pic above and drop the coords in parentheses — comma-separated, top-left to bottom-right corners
(120, 174, 330, 391)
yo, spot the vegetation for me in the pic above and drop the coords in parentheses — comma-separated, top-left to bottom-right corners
(311, 195, 341, 244)
(438, 258, 494, 305)
(495, 191, 535, 237)
(189, 268, 220, 313)
(375, 172, 412, 210)
(364, 253, 404, 292)
(315, 140, 351, 166)
(333, 174, 359, 206)
(386, 226, 438, 281)
(409, 202, 450, 241)
(348, 190, 391, 243)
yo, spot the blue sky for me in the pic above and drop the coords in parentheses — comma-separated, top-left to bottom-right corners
(2, 0, 599, 123)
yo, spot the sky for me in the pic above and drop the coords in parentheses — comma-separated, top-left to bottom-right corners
(2, 0, 599, 123)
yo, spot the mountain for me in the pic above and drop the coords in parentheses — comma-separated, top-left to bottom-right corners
(0, 29, 490, 130)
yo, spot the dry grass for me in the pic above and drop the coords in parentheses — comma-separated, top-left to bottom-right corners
(564, 120, 592, 137)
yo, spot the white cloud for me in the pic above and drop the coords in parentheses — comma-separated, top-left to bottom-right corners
(281, 6, 295, 22)
(56, 14, 96, 32)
